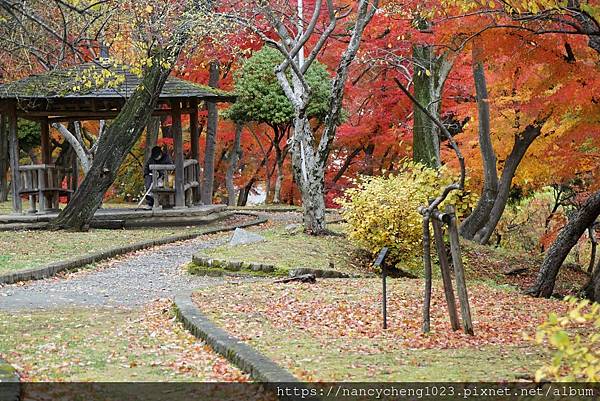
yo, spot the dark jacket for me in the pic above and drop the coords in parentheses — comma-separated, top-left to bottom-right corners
(144, 152, 173, 178)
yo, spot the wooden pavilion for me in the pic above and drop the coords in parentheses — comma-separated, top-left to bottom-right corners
(0, 61, 235, 214)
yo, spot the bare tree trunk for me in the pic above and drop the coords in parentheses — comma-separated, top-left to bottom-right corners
(473, 123, 544, 244)
(268, 0, 377, 234)
(411, 37, 454, 169)
(201, 61, 219, 205)
(290, 116, 327, 234)
(50, 50, 175, 230)
(273, 146, 284, 203)
(528, 189, 600, 298)
(237, 178, 255, 207)
(51, 123, 91, 173)
(460, 39, 499, 239)
(332, 147, 361, 183)
(226, 123, 242, 206)
(0, 114, 8, 201)
(412, 44, 441, 168)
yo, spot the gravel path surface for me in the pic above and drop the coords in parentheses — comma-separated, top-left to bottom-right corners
(0, 235, 231, 311)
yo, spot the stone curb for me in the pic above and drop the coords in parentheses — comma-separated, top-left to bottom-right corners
(0, 358, 20, 401)
(173, 293, 299, 383)
(191, 255, 277, 274)
(0, 215, 268, 286)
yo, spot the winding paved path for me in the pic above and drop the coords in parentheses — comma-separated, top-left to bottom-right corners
(0, 211, 302, 311)
(0, 236, 231, 311)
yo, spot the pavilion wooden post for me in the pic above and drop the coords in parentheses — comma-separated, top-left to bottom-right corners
(40, 117, 51, 164)
(39, 117, 51, 212)
(7, 102, 22, 214)
(189, 100, 201, 204)
(171, 101, 185, 208)
(0, 113, 8, 202)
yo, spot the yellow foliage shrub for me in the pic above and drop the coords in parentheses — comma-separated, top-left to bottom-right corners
(535, 297, 600, 382)
(337, 161, 477, 269)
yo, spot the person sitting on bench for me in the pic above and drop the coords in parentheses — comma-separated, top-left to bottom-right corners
(143, 146, 172, 207)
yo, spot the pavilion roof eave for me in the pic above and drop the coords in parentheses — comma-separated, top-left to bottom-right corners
(0, 60, 236, 113)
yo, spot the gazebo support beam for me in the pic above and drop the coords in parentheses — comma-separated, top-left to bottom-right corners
(7, 103, 22, 214)
(0, 114, 8, 201)
(172, 101, 185, 208)
(40, 117, 51, 164)
(189, 100, 200, 204)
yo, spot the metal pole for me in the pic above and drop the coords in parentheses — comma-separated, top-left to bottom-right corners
(382, 263, 387, 330)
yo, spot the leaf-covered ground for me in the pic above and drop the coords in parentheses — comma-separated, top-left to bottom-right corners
(193, 278, 569, 381)
(462, 241, 589, 296)
(0, 300, 247, 382)
(200, 223, 362, 275)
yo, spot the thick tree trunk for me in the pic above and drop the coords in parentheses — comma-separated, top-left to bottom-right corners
(273, 147, 284, 204)
(412, 44, 441, 168)
(528, 189, 600, 298)
(0, 114, 8, 202)
(226, 123, 242, 206)
(50, 51, 174, 230)
(201, 61, 219, 205)
(473, 123, 543, 244)
(290, 116, 327, 234)
(460, 40, 499, 239)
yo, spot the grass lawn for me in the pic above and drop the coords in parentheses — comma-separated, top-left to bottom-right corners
(0, 211, 254, 275)
(0, 300, 246, 382)
(0, 226, 223, 274)
(197, 223, 362, 275)
(193, 278, 567, 381)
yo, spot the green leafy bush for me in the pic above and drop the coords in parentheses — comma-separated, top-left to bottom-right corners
(535, 297, 599, 382)
(337, 161, 477, 270)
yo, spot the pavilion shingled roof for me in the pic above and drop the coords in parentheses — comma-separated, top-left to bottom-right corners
(0, 60, 234, 101)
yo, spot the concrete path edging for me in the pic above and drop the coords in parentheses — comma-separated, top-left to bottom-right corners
(0, 214, 267, 286)
(174, 292, 299, 383)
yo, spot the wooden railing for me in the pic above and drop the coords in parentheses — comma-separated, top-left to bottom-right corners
(148, 159, 199, 209)
(18, 164, 75, 213)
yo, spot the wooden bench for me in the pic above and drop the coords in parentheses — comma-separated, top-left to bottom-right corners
(149, 159, 199, 209)
(18, 164, 75, 213)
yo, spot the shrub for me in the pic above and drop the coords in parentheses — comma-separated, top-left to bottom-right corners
(535, 297, 599, 382)
(337, 161, 477, 270)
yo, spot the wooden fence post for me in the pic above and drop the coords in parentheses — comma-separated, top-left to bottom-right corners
(422, 215, 433, 333)
(432, 217, 460, 331)
(446, 205, 474, 335)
